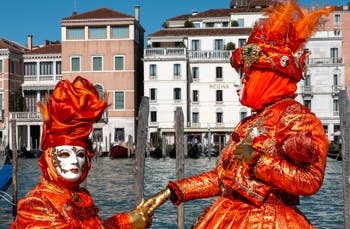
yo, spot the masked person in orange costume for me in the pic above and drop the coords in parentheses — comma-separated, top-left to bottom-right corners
(146, 1, 334, 228)
(10, 76, 153, 229)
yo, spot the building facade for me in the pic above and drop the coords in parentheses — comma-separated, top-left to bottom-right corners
(6, 7, 144, 153)
(143, 1, 348, 151)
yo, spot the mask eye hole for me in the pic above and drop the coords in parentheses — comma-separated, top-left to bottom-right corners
(58, 151, 70, 158)
(77, 151, 85, 158)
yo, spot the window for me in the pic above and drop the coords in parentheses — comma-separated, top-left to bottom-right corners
(192, 67, 199, 80)
(67, 27, 84, 39)
(334, 14, 341, 26)
(216, 90, 223, 102)
(304, 74, 311, 86)
(71, 57, 81, 71)
(174, 88, 181, 100)
(56, 61, 62, 76)
(92, 128, 103, 142)
(150, 64, 157, 77)
(333, 99, 339, 116)
(323, 125, 328, 134)
(174, 64, 181, 77)
(40, 62, 53, 75)
(216, 112, 223, 123)
(111, 27, 129, 38)
(192, 90, 199, 102)
(95, 84, 104, 100)
(115, 91, 124, 110)
(205, 22, 214, 28)
(216, 67, 223, 80)
(150, 88, 157, 101)
(333, 74, 338, 86)
(89, 27, 106, 39)
(10, 61, 15, 74)
(24, 62, 37, 75)
(238, 38, 246, 48)
(0, 60, 3, 73)
(0, 94, 3, 111)
(304, 100, 311, 110)
(331, 48, 339, 63)
(92, 56, 103, 71)
(237, 18, 244, 27)
(240, 111, 247, 120)
(334, 29, 341, 36)
(194, 23, 200, 28)
(222, 22, 229, 27)
(150, 111, 157, 122)
(214, 39, 224, 50)
(192, 112, 199, 123)
(114, 56, 124, 71)
(114, 128, 125, 142)
(191, 40, 200, 51)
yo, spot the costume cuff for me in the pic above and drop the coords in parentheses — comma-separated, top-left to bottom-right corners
(103, 213, 132, 229)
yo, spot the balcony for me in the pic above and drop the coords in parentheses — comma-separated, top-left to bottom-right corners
(143, 48, 232, 61)
(188, 50, 231, 61)
(307, 57, 343, 66)
(144, 48, 186, 59)
(332, 85, 346, 96)
(301, 85, 313, 97)
(24, 74, 62, 82)
(10, 112, 42, 121)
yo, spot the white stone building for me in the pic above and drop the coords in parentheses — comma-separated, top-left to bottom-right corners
(143, 0, 346, 151)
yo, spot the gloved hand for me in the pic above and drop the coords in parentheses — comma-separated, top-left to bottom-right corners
(144, 187, 171, 216)
(129, 198, 154, 229)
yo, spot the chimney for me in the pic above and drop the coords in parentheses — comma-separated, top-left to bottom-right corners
(27, 34, 33, 50)
(134, 5, 140, 21)
(72, 11, 77, 16)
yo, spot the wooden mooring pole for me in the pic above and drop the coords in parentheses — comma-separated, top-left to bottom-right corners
(11, 120, 18, 216)
(175, 107, 185, 229)
(339, 90, 350, 228)
(134, 97, 149, 205)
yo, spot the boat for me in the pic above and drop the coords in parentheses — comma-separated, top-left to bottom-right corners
(150, 147, 163, 159)
(110, 144, 129, 159)
(187, 144, 203, 159)
(327, 142, 342, 160)
(0, 147, 12, 192)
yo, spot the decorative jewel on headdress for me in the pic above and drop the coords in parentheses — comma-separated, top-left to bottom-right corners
(280, 56, 289, 68)
(242, 44, 262, 69)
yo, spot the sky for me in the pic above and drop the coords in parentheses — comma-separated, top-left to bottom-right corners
(1, 0, 348, 47)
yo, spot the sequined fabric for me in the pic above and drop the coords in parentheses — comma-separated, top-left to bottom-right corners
(10, 177, 131, 229)
(169, 99, 328, 229)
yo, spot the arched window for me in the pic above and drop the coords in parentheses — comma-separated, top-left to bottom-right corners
(94, 84, 104, 100)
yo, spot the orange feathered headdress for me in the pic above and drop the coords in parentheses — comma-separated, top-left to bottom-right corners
(231, 0, 335, 82)
(38, 76, 107, 151)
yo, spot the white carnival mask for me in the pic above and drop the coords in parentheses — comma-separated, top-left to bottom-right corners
(53, 145, 86, 182)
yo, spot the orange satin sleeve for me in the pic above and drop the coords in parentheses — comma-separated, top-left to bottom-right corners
(168, 170, 221, 205)
(254, 110, 328, 196)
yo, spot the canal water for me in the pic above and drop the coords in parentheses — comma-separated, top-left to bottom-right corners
(0, 157, 344, 229)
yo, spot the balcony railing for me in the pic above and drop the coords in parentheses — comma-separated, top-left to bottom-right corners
(144, 48, 186, 58)
(144, 48, 231, 61)
(24, 74, 62, 82)
(332, 85, 346, 95)
(188, 50, 231, 61)
(10, 112, 42, 121)
(307, 57, 343, 65)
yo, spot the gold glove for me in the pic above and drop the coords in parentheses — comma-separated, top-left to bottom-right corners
(129, 198, 154, 229)
(145, 187, 171, 216)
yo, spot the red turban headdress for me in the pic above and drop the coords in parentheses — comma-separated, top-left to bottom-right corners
(38, 76, 106, 150)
